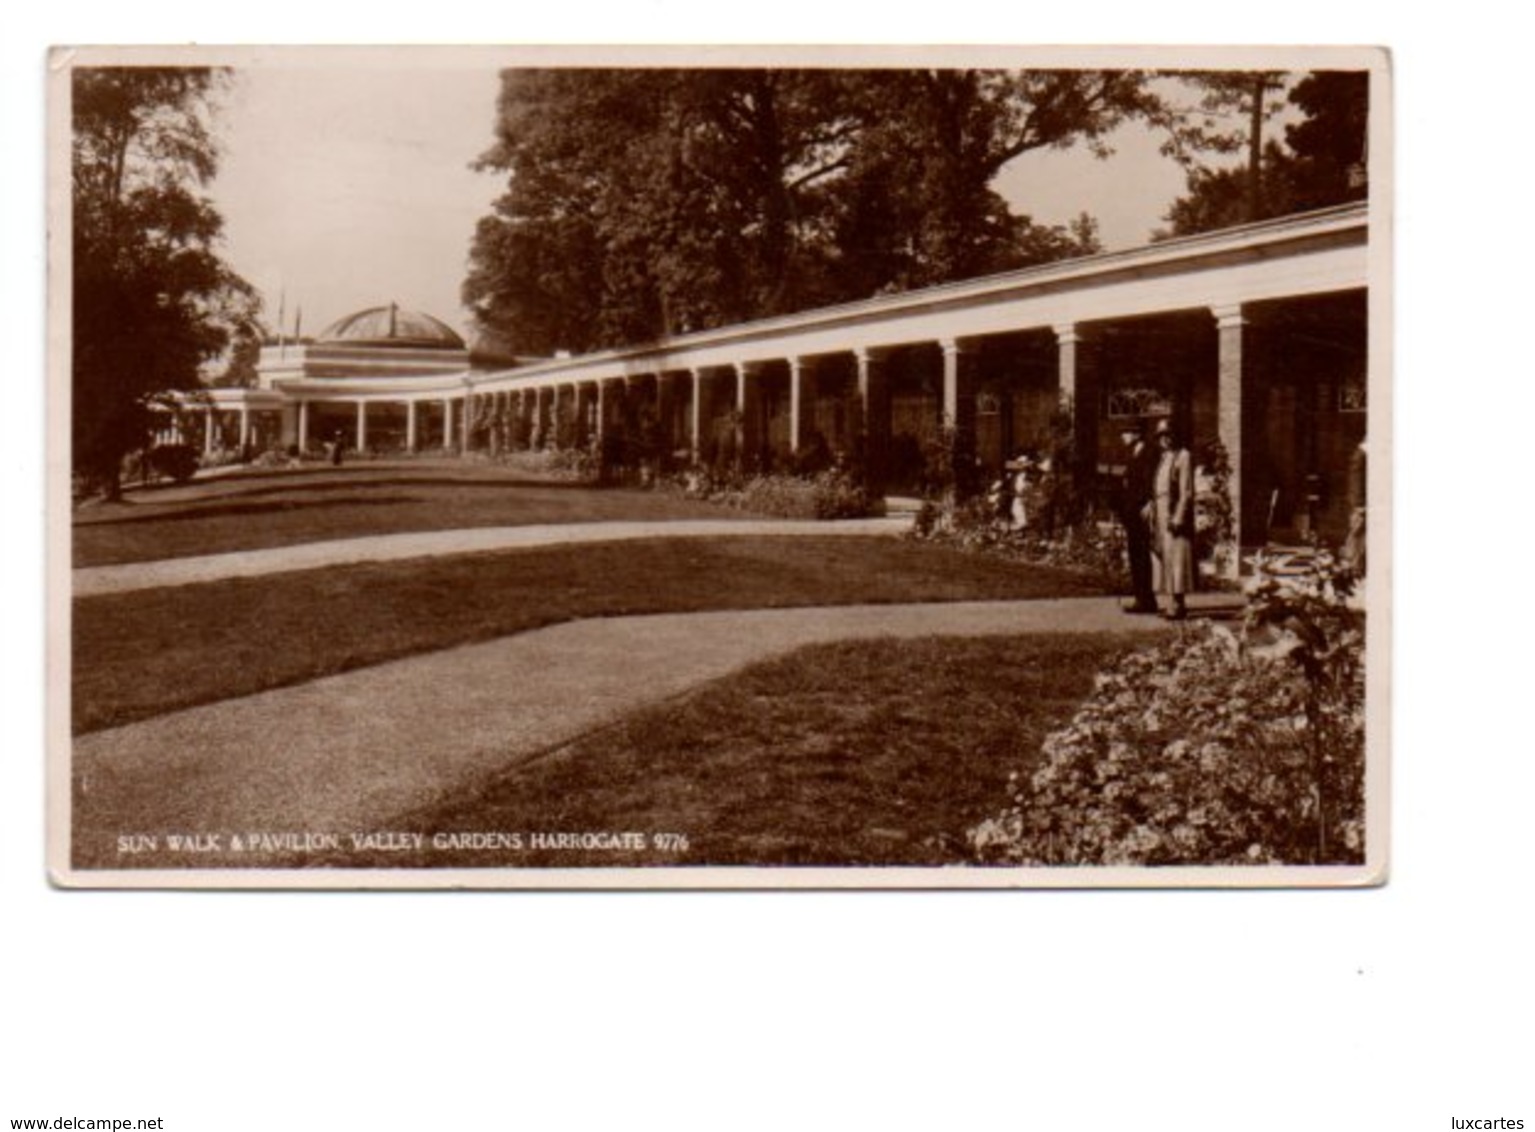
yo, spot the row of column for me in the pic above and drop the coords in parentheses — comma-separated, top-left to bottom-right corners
(288, 397, 456, 452)
(276, 306, 1254, 546)
(179, 406, 258, 453)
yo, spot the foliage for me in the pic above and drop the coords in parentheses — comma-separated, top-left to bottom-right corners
(207, 323, 263, 388)
(72, 67, 258, 499)
(1157, 141, 1303, 237)
(197, 446, 249, 469)
(496, 446, 595, 482)
(1156, 69, 1369, 238)
(1026, 394, 1089, 536)
(146, 444, 200, 483)
(1193, 435, 1236, 574)
(1284, 70, 1371, 209)
(465, 69, 1175, 354)
(591, 406, 663, 486)
(1164, 71, 1291, 226)
(837, 71, 1134, 290)
(1244, 547, 1366, 860)
(907, 395, 1121, 586)
(969, 554, 1365, 866)
(910, 495, 1127, 590)
(119, 443, 201, 486)
(919, 419, 982, 503)
(252, 447, 303, 469)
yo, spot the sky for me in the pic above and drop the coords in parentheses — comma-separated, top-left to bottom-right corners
(214, 66, 507, 344)
(210, 62, 1238, 345)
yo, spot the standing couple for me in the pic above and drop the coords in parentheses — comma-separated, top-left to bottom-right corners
(1119, 417, 1194, 621)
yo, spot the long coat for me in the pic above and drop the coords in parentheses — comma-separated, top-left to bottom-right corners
(1153, 445, 1196, 595)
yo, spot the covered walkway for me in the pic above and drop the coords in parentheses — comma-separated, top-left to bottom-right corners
(199, 204, 1371, 569)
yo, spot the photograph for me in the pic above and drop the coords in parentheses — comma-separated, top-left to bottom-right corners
(51, 45, 1389, 887)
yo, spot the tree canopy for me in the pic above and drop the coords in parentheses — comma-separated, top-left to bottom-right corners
(464, 68, 1165, 355)
(72, 67, 258, 496)
(1155, 70, 1369, 239)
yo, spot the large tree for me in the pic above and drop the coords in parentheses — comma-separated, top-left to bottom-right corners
(464, 69, 859, 354)
(835, 70, 1151, 290)
(72, 67, 257, 498)
(1173, 71, 1291, 224)
(465, 68, 1163, 354)
(1285, 70, 1371, 209)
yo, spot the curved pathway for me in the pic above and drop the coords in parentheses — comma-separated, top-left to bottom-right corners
(73, 516, 914, 596)
(70, 597, 1189, 868)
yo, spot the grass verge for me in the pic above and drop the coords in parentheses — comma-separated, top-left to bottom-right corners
(74, 536, 1110, 734)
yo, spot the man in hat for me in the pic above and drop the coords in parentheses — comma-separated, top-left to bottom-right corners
(1118, 418, 1158, 613)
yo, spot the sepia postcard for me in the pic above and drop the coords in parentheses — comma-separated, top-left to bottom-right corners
(48, 44, 1392, 888)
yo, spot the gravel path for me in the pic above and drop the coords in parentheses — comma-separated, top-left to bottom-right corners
(73, 517, 914, 596)
(70, 596, 1186, 867)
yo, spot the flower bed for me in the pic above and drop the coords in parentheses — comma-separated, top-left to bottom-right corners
(969, 558, 1365, 867)
(491, 446, 596, 481)
(909, 496, 1128, 588)
(674, 469, 884, 520)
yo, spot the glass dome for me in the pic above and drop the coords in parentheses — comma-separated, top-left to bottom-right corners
(316, 304, 466, 350)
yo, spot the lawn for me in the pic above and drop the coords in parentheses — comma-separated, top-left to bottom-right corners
(73, 536, 1111, 733)
(73, 462, 756, 566)
(283, 633, 1132, 869)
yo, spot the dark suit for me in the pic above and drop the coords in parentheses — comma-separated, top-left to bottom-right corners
(1120, 439, 1158, 608)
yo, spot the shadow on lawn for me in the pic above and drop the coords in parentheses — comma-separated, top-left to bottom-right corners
(76, 494, 422, 526)
(79, 475, 602, 525)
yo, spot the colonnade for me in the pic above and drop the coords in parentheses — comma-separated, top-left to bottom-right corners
(153, 404, 279, 453)
(280, 307, 1257, 520)
(236, 205, 1370, 560)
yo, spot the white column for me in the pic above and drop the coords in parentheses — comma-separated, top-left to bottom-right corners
(788, 357, 805, 453)
(443, 398, 455, 450)
(297, 401, 309, 450)
(940, 338, 976, 427)
(406, 401, 418, 452)
(355, 402, 368, 452)
(238, 406, 251, 450)
(204, 407, 216, 455)
(1053, 323, 1080, 405)
(690, 369, 704, 461)
(1213, 303, 1248, 575)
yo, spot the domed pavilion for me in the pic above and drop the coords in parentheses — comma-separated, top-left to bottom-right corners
(252, 302, 475, 452)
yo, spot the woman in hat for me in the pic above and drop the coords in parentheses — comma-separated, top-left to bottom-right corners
(1152, 418, 1195, 619)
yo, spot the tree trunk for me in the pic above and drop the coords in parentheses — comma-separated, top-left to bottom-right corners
(1245, 75, 1268, 223)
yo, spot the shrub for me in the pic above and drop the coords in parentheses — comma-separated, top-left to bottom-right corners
(969, 556, 1365, 866)
(146, 444, 200, 483)
(673, 469, 884, 520)
(1024, 395, 1089, 535)
(252, 447, 300, 468)
(498, 446, 595, 481)
(1193, 436, 1236, 575)
(199, 446, 248, 468)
